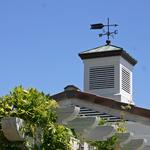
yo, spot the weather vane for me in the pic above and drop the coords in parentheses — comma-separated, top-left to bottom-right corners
(90, 18, 118, 45)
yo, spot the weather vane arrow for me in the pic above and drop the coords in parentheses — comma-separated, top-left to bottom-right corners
(90, 18, 118, 45)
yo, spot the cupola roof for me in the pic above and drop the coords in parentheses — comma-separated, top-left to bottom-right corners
(79, 44, 137, 66)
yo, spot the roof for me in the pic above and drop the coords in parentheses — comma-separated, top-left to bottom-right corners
(79, 44, 137, 66)
(80, 45, 122, 54)
(52, 90, 150, 120)
(64, 85, 80, 91)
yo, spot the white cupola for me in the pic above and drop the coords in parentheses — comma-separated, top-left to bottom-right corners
(79, 44, 137, 104)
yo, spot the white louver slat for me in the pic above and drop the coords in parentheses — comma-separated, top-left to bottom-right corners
(122, 67, 131, 94)
(89, 65, 114, 90)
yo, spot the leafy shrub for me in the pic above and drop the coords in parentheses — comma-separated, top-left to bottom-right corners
(0, 86, 72, 150)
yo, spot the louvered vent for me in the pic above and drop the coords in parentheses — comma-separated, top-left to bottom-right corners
(122, 67, 131, 94)
(89, 66, 114, 90)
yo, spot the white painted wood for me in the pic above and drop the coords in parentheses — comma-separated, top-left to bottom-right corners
(116, 132, 133, 145)
(56, 106, 80, 124)
(143, 145, 150, 150)
(1, 107, 149, 150)
(1, 117, 25, 141)
(59, 98, 150, 126)
(84, 126, 115, 141)
(67, 116, 99, 134)
(82, 54, 134, 104)
(126, 121, 150, 135)
(125, 121, 150, 144)
(121, 139, 147, 150)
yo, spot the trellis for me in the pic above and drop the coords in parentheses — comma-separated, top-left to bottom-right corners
(1, 106, 150, 150)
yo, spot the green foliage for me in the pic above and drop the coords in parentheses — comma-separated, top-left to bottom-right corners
(121, 104, 132, 111)
(41, 124, 73, 150)
(0, 86, 57, 125)
(0, 86, 72, 150)
(90, 135, 118, 150)
(115, 121, 127, 133)
(98, 118, 107, 126)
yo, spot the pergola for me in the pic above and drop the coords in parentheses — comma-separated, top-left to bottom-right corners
(1, 105, 150, 150)
(52, 87, 150, 150)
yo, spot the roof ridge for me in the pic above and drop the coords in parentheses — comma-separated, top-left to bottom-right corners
(108, 44, 123, 49)
(79, 44, 123, 55)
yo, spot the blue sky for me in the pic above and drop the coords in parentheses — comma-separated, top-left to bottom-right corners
(0, 0, 150, 108)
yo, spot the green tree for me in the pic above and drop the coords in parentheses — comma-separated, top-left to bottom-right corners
(0, 86, 73, 150)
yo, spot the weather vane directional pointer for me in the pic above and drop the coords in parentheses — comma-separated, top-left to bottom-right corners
(90, 18, 118, 45)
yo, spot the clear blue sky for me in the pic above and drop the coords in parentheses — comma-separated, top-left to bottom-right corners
(0, 0, 150, 108)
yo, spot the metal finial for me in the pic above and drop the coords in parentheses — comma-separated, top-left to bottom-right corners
(90, 18, 118, 45)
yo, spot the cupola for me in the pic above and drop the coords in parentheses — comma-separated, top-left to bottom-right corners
(79, 44, 137, 104)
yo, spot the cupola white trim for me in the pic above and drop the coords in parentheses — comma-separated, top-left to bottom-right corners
(79, 45, 137, 104)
